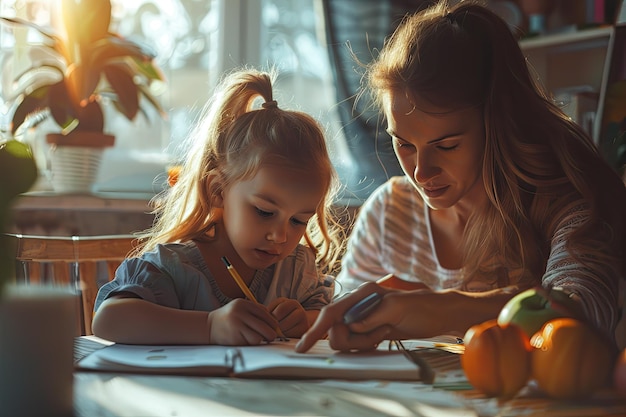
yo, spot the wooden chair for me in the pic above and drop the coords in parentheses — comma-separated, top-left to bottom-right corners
(4, 233, 138, 335)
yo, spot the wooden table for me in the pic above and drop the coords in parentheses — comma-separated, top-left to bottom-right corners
(71, 336, 626, 416)
(73, 372, 487, 416)
(72, 372, 626, 416)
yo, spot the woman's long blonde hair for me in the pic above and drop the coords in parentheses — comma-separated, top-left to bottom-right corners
(365, 1, 626, 287)
(135, 68, 345, 274)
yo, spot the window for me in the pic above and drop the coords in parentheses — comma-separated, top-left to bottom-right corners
(0, 0, 356, 198)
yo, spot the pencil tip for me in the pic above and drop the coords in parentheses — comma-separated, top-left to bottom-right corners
(221, 256, 230, 267)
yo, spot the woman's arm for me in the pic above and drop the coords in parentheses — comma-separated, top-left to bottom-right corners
(542, 204, 622, 337)
(377, 273, 431, 291)
(296, 282, 521, 353)
(380, 286, 521, 338)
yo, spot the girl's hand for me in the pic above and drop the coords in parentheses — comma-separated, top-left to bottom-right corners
(295, 282, 395, 353)
(268, 297, 308, 337)
(207, 298, 279, 345)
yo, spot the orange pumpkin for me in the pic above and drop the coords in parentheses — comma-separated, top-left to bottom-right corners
(530, 317, 616, 400)
(461, 319, 532, 399)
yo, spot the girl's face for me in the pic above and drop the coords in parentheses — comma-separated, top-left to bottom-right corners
(219, 162, 325, 270)
(382, 90, 486, 211)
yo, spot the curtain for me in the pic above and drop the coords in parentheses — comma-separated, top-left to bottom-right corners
(320, 0, 432, 201)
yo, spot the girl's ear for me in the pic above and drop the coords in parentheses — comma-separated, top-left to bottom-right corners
(213, 189, 224, 208)
(206, 172, 225, 208)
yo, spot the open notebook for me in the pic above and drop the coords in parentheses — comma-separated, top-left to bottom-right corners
(76, 336, 463, 382)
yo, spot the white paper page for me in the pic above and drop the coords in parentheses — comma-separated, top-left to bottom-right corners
(232, 339, 422, 380)
(81, 344, 232, 369)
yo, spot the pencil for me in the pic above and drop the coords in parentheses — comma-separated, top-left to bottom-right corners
(220, 256, 287, 340)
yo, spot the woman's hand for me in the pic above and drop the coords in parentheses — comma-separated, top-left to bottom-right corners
(208, 298, 279, 345)
(268, 297, 308, 337)
(295, 281, 456, 353)
(295, 282, 398, 353)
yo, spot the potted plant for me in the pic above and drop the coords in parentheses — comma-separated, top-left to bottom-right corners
(1, 0, 166, 193)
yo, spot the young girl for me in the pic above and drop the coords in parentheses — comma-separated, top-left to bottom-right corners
(92, 69, 344, 345)
(297, 0, 626, 353)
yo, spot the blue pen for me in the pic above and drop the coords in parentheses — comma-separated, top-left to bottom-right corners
(343, 292, 383, 324)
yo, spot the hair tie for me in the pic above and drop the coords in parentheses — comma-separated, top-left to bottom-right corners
(445, 12, 455, 24)
(262, 100, 278, 109)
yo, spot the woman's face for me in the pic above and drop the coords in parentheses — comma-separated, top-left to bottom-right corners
(382, 90, 486, 211)
(218, 162, 325, 270)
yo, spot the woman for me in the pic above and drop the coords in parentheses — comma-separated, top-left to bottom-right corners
(296, 0, 626, 353)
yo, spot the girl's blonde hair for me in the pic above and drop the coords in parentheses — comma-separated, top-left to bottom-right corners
(136, 68, 345, 274)
(365, 1, 626, 287)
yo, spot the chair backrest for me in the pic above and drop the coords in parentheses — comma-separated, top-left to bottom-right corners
(4, 233, 138, 335)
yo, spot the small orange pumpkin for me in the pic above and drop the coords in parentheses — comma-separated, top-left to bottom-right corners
(461, 319, 532, 399)
(530, 317, 616, 400)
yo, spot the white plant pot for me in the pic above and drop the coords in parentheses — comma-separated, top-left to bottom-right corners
(48, 146, 105, 193)
(46, 132, 115, 194)
(0, 284, 78, 417)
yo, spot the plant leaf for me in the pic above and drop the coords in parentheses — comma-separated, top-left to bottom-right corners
(128, 57, 166, 82)
(8, 64, 63, 101)
(137, 84, 168, 119)
(11, 89, 50, 134)
(65, 63, 100, 106)
(49, 81, 77, 130)
(0, 16, 69, 61)
(75, 98, 104, 132)
(62, 0, 111, 47)
(103, 64, 139, 120)
(87, 36, 155, 70)
(0, 16, 62, 43)
(27, 44, 66, 70)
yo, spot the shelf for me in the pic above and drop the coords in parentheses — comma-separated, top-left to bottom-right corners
(520, 26, 613, 51)
(9, 193, 157, 236)
(14, 191, 156, 212)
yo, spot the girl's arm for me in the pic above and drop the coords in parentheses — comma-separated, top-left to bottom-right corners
(93, 295, 280, 345)
(92, 295, 212, 344)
